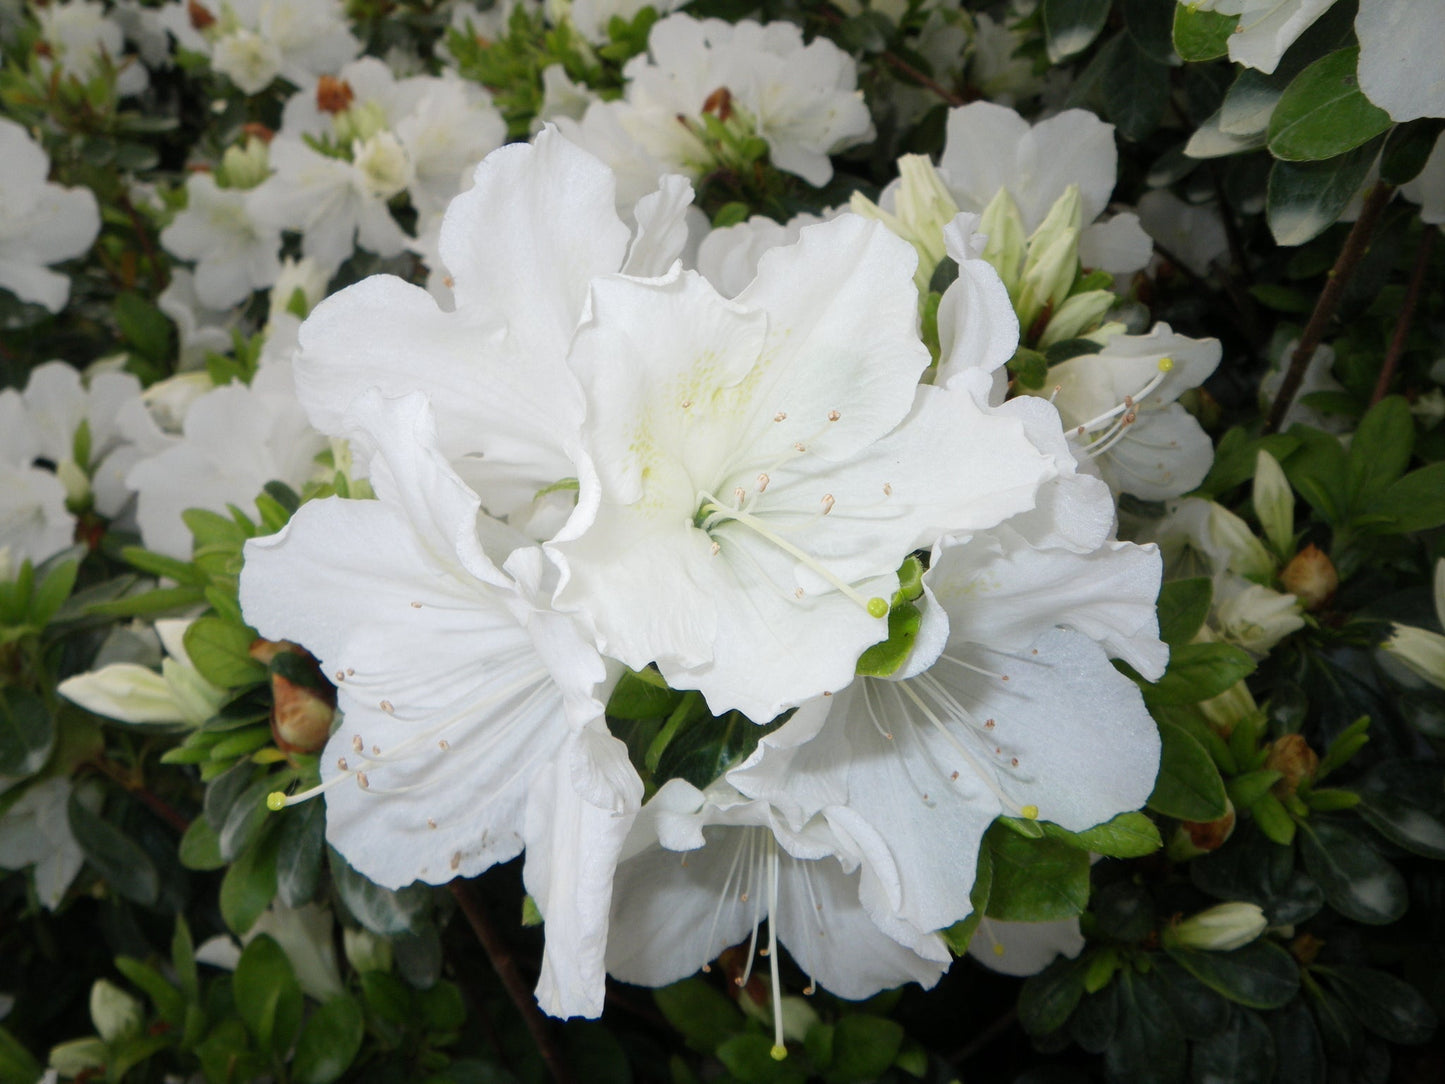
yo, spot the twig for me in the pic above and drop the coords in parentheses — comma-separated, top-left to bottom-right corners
(87, 758, 190, 832)
(448, 881, 577, 1084)
(1264, 182, 1396, 434)
(812, 5, 965, 107)
(1370, 225, 1437, 406)
(948, 1006, 1018, 1065)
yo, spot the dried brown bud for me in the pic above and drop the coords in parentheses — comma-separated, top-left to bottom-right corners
(316, 75, 355, 115)
(241, 122, 275, 144)
(270, 672, 336, 753)
(702, 86, 734, 122)
(1280, 543, 1338, 611)
(1265, 733, 1319, 797)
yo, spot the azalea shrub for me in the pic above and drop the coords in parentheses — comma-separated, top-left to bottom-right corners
(2, 0, 1445, 1081)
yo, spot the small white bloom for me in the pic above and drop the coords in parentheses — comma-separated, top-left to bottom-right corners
(1213, 582, 1305, 655)
(211, 27, 283, 94)
(162, 171, 283, 309)
(60, 618, 228, 726)
(0, 779, 102, 909)
(36, 0, 148, 96)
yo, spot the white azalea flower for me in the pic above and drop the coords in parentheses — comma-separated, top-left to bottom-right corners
(211, 27, 283, 93)
(1355, 0, 1445, 120)
(1044, 323, 1222, 500)
(550, 216, 1057, 721)
(35, 0, 148, 96)
(1188, 0, 1336, 74)
(239, 390, 642, 1019)
(695, 209, 831, 298)
(968, 917, 1085, 977)
(1213, 581, 1305, 655)
(1381, 559, 1445, 691)
(158, 0, 360, 92)
(194, 902, 345, 1002)
(162, 172, 283, 310)
(1401, 135, 1445, 225)
(291, 129, 695, 520)
(59, 619, 228, 727)
(568, 0, 685, 44)
(0, 778, 101, 909)
(938, 102, 1150, 276)
(124, 358, 328, 558)
(606, 776, 951, 1043)
(0, 118, 101, 314)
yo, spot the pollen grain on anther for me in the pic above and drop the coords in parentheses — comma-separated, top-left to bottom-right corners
(357, 772, 370, 789)
(380, 699, 395, 714)
(773, 411, 787, 422)
(352, 734, 364, 752)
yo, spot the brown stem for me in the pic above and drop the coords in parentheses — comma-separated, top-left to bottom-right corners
(1370, 225, 1436, 406)
(948, 1006, 1018, 1065)
(448, 881, 577, 1084)
(812, 5, 965, 107)
(87, 758, 190, 832)
(1264, 182, 1395, 434)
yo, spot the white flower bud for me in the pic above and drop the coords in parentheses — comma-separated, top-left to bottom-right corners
(49, 1038, 109, 1076)
(1382, 624, 1445, 691)
(1207, 503, 1276, 581)
(1037, 289, 1115, 347)
(268, 257, 331, 324)
(219, 137, 271, 191)
(1167, 902, 1268, 952)
(980, 187, 1026, 293)
(89, 979, 144, 1043)
(1214, 583, 1305, 655)
(352, 132, 414, 201)
(1252, 450, 1293, 558)
(334, 100, 391, 146)
(56, 458, 92, 510)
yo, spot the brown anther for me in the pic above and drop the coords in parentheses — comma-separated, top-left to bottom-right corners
(438, 739, 449, 750)
(187, 0, 216, 29)
(820, 494, 835, 514)
(352, 735, 364, 752)
(774, 411, 787, 422)
(334, 670, 345, 682)
(315, 74, 355, 114)
(710, 541, 721, 556)
(410, 601, 422, 608)
(427, 818, 437, 829)
(950, 771, 959, 780)
(827, 410, 840, 421)
(338, 757, 348, 771)
(985, 719, 995, 729)
(1010, 757, 1019, 767)
(450, 851, 462, 871)
(733, 486, 746, 504)
(380, 699, 395, 714)
(371, 744, 380, 755)
(702, 86, 733, 121)
(346, 668, 354, 676)
(757, 472, 770, 492)
(794, 587, 805, 599)
(681, 398, 693, 409)
(357, 772, 370, 789)
(882, 482, 893, 495)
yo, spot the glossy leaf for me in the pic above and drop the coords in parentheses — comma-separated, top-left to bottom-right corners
(1164, 942, 1299, 1009)
(292, 995, 366, 1084)
(1296, 818, 1407, 924)
(1172, 4, 1236, 61)
(1042, 0, 1110, 62)
(1148, 720, 1229, 821)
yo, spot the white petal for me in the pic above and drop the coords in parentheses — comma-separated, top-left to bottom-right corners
(1357, 0, 1445, 120)
(968, 917, 1084, 977)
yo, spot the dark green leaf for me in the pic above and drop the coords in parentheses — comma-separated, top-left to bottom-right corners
(234, 934, 303, 1055)
(1092, 881, 1155, 942)
(1172, 4, 1236, 61)
(1157, 578, 1213, 647)
(332, 849, 430, 935)
(1063, 811, 1163, 858)
(1152, 957, 1230, 1040)
(1043, 0, 1110, 61)
(184, 616, 267, 689)
(220, 827, 279, 933)
(984, 826, 1091, 922)
(1323, 966, 1436, 1045)
(115, 292, 173, 363)
(1019, 954, 1089, 1036)
(173, 916, 199, 1002)
(1380, 118, 1445, 185)
(827, 1015, 904, 1084)
(1296, 818, 1406, 924)
(654, 979, 743, 1053)
(1122, 0, 1176, 63)
(1148, 721, 1229, 821)
(0, 689, 54, 779)
(1365, 462, 1445, 532)
(1266, 137, 1385, 246)
(1267, 49, 1392, 161)
(1355, 762, 1445, 859)
(1101, 34, 1172, 141)
(114, 956, 185, 1024)
(1191, 1007, 1275, 1084)
(1164, 941, 1299, 1009)
(0, 1025, 44, 1083)
(1269, 996, 1326, 1084)
(220, 775, 276, 862)
(1346, 396, 1413, 512)
(715, 1034, 806, 1084)
(275, 798, 326, 906)
(1106, 969, 1184, 1080)
(68, 792, 159, 905)
(178, 814, 226, 870)
(1142, 643, 1256, 707)
(30, 558, 79, 626)
(292, 996, 365, 1084)
(606, 669, 680, 720)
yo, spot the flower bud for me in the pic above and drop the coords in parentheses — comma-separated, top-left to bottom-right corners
(1037, 289, 1115, 348)
(344, 927, 394, 974)
(334, 99, 391, 146)
(850, 156, 959, 293)
(1197, 680, 1258, 737)
(1381, 624, 1445, 691)
(1167, 799, 1236, 859)
(89, 979, 144, 1043)
(268, 257, 330, 324)
(1214, 584, 1305, 655)
(218, 136, 270, 190)
(49, 1038, 109, 1075)
(1265, 733, 1318, 797)
(979, 187, 1026, 294)
(1279, 544, 1337, 611)
(56, 458, 92, 510)
(1016, 226, 1080, 331)
(250, 639, 337, 753)
(1252, 450, 1293, 558)
(1165, 902, 1267, 952)
(1207, 504, 1275, 580)
(353, 131, 414, 201)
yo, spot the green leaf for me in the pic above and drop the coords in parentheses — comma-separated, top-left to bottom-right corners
(1267, 49, 1392, 161)
(115, 292, 173, 363)
(0, 689, 55, 779)
(0, 1025, 44, 1084)
(827, 1015, 904, 1084)
(606, 669, 681, 720)
(1364, 462, 1445, 532)
(1121, 0, 1176, 64)
(1100, 33, 1171, 141)
(1152, 957, 1230, 1040)
(1142, 642, 1256, 706)
(1157, 578, 1213, 647)
(120, 546, 206, 586)
(292, 996, 366, 1084)
(30, 558, 79, 626)
(184, 616, 267, 689)
(984, 825, 1091, 922)
(1380, 118, 1445, 185)
(1354, 762, 1445, 859)
(67, 792, 160, 905)
(1149, 721, 1229, 821)
(1049, 811, 1162, 858)
(716, 1034, 807, 1084)
(1172, 4, 1237, 61)
(1164, 941, 1300, 1009)
(220, 828, 279, 934)
(1296, 818, 1406, 924)
(1266, 137, 1385, 245)
(1346, 396, 1413, 512)
(1106, 969, 1184, 1080)
(178, 814, 226, 870)
(114, 956, 185, 1024)
(1191, 1007, 1276, 1083)
(1042, 0, 1110, 61)
(332, 849, 430, 935)
(275, 798, 326, 906)
(173, 916, 199, 1002)
(1018, 955, 1089, 1035)
(1322, 966, 1437, 1045)
(234, 934, 303, 1056)
(1268, 996, 1326, 1084)
(1091, 881, 1155, 943)
(654, 979, 744, 1054)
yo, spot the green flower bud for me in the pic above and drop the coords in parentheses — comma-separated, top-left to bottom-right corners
(343, 927, 394, 974)
(218, 136, 271, 190)
(1252, 450, 1293, 559)
(1207, 503, 1276, 581)
(334, 99, 390, 146)
(850, 155, 959, 294)
(1036, 289, 1115, 348)
(1382, 624, 1445, 691)
(49, 1038, 109, 1076)
(979, 187, 1026, 294)
(57, 458, 92, 511)
(1165, 902, 1268, 952)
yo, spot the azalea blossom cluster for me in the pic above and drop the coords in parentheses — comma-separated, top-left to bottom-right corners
(227, 127, 1168, 1026)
